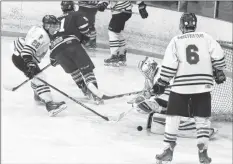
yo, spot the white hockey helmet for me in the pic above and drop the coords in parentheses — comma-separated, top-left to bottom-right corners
(138, 57, 159, 80)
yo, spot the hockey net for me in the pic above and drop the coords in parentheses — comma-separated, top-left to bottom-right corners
(211, 41, 232, 122)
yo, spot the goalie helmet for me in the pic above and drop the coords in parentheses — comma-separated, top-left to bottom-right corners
(138, 57, 159, 80)
(179, 12, 197, 34)
(42, 15, 60, 35)
(61, 1, 75, 13)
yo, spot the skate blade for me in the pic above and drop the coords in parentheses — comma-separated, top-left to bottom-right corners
(48, 104, 67, 117)
(118, 62, 127, 66)
(104, 63, 120, 67)
(156, 160, 171, 164)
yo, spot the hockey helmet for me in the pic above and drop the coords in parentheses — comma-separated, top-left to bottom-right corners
(42, 15, 60, 35)
(179, 12, 197, 34)
(61, 1, 75, 13)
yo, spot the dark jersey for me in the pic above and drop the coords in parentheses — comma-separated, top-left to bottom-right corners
(57, 11, 89, 40)
(50, 11, 90, 55)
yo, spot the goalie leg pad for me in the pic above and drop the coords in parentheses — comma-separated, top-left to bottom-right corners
(133, 95, 161, 113)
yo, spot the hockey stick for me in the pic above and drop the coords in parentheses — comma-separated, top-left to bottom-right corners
(4, 64, 51, 92)
(103, 90, 144, 100)
(36, 77, 109, 121)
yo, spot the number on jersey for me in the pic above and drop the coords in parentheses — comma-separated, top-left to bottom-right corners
(186, 44, 199, 64)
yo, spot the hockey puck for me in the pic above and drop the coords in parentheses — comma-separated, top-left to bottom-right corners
(137, 126, 143, 131)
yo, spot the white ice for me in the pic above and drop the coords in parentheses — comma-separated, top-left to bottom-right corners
(1, 37, 232, 164)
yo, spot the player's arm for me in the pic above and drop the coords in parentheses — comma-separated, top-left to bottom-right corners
(209, 36, 226, 84)
(153, 38, 178, 94)
(75, 14, 90, 37)
(20, 31, 43, 78)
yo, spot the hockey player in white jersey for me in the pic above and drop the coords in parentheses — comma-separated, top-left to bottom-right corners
(11, 15, 67, 117)
(97, 1, 148, 66)
(153, 13, 226, 164)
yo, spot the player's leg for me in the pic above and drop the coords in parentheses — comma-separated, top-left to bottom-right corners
(104, 14, 122, 66)
(156, 91, 189, 163)
(192, 92, 212, 164)
(30, 68, 66, 117)
(118, 12, 132, 65)
(69, 42, 104, 104)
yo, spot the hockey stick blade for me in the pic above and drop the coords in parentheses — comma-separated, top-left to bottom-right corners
(3, 64, 51, 92)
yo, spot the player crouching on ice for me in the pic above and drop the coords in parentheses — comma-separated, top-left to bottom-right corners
(132, 57, 218, 139)
(11, 15, 67, 117)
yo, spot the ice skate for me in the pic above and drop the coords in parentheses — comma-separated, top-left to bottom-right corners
(46, 101, 67, 117)
(119, 50, 127, 66)
(197, 143, 212, 164)
(85, 90, 104, 105)
(156, 142, 176, 164)
(104, 55, 120, 67)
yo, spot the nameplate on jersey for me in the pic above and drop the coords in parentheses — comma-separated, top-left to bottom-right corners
(50, 35, 80, 52)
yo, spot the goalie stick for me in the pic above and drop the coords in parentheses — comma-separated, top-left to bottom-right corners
(103, 90, 144, 100)
(3, 64, 51, 92)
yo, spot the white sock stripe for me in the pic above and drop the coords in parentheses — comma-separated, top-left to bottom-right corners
(164, 132, 177, 137)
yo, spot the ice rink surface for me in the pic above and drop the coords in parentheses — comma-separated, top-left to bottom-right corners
(1, 37, 232, 164)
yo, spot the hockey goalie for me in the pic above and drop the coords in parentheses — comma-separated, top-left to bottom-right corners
(131, 57, 218, 138)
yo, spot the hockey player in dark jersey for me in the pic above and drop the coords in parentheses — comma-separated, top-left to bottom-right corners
(76, 1, 99, 49)
(50, 2, 107, 104)
(11, 15, 67, 117)
(97, 1, 148, 66)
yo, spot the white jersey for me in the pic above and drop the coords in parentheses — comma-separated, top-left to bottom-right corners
(13, 26, 50, 63)
(99, 1, 132, 15)
(160, 32, 226, 94)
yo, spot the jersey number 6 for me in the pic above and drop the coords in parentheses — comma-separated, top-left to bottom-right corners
(186, 45, 199, 65)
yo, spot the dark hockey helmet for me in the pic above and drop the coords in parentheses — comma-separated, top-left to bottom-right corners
(179, 13, 197, 34)
(61, 1, 75, 13)
(42, 15, 60, 35)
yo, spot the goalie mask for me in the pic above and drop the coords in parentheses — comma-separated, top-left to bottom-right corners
(42, 15, 61, 35)
(179, 12, 197, 34)
(138, 57, 159, 80)
(61, 1, 75, 13)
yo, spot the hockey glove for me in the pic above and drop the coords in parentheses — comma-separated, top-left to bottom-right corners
(23, 56, 38, 79)
(152, 78, 169, 95)
(213, 69, 226, 84)
(138, 2, 148, 19)
(97, 2, 108, 12)
(50, 57, 58, 67)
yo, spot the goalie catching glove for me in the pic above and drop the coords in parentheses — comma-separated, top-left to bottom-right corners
(213, 69, 226, 84)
